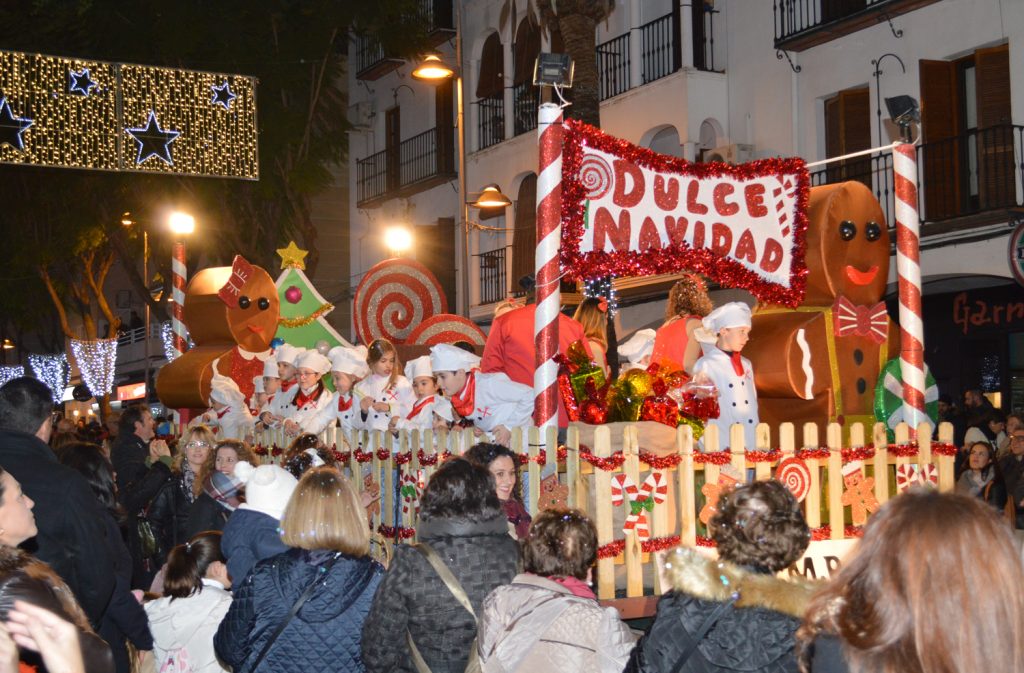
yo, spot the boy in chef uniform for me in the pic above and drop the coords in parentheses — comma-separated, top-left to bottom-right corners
(618, 328, 657, 371)
(193, 371, 254, 441)
(692, 302, 759, 451)
(308, 345, 370, 435)
(430, 343, 533, 447)
(259, 344, 304, 426)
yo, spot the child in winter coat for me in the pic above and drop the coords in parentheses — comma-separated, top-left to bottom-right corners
(356, 339, 414, 433)
(146, 531, 233, 673)
(478, 509, 635, 672)
(430, 343, 533, 447)
(221, 461, 297, 583)
(309, 345, 370, 435)
(692, 302, 759, 450)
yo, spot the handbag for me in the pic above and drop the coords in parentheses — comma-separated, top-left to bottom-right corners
(136, 510, 160, 559)
(406, 542, 481, 673)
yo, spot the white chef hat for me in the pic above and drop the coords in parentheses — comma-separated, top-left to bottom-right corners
(433, 396, 454, 422)
(329, 345, 369, 378)
(430, 343, 481, 373)
(618, 328, 657, 366)
(695, 302, 752, 343)
(262, 356, 280, 379)
(404, 355, 434, 381)
(252, 375, 265, 394)
(294, 350, 332, 375)
(275, 344, 304, 366)
(210, 372, 246, 407)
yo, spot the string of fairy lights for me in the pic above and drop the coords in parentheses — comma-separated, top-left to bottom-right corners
(0, 49, 257, 179)
(28, 354, 69, 403)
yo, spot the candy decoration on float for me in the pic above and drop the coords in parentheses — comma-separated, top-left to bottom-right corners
(534, 103, 562, 429)
(407, 313, 487, 347)
(171, 241, 188, 358)
(775, 456, 811, 502)
(353, 258, 448, 344)
(893, 143, 927, 432)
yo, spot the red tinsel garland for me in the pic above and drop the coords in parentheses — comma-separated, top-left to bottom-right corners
(795, 448, 830, 460)
(692, 450, 732, 465)
(558, 119, 810, 308)
(595, 535, 682, 559)
(417, 450, 452, 466)
(931, 442, 957, 457)
(378, 524, 416, 540)
(840, 447, 875, 462)
(640, 452, 683, 469)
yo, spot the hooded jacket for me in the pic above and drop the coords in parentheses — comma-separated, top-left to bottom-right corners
(221, 509, 288, 584)
(361, 515, 520, 673)
(625, 548, 816, 673)
(478, 573, 635, 673)
(0, 545, 114, 673)
(145, 578, 232, 673)
(214, 548, 383, 673)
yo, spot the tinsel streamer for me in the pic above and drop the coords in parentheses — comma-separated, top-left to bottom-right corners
(278, 303, 334, 328)
(559, 118, 811, 307)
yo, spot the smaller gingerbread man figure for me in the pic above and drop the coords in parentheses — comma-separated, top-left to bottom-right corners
(699, 466, 742, 526)
(840, 461, 879, 526)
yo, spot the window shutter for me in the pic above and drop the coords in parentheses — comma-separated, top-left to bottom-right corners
(476, 33, 504, 99)
(975, 43, 1013, 209)
(513, 20, 541, 86)
(919, 59, 960, 219)
(511, 175, 537, 287)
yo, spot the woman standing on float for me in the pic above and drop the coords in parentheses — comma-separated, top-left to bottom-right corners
(650, 275, 713, 375)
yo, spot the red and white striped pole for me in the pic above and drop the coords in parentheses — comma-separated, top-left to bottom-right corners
(534, 103, 562, 430)
(893, 143, 926, 431)
(171, 241, 188, 358)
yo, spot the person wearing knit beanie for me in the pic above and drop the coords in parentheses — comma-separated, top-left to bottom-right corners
(220, 462, 298, 582)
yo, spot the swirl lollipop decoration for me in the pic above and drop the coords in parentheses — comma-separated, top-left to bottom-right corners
(354, 259, 448, 344)
(775, 456, 811, 503)
(408, 314, 487, 347)
(579, 155, 614, 200)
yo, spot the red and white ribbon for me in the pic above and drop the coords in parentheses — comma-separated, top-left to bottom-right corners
(893, 143, 926, 431)
(533, 103, 563, 430)
(171, 241, 188, 359)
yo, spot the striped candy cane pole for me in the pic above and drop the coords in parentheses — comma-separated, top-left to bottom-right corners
(893, 143, 926, 431)
(171, 241, 188, 358)
(534, 103, 563, 430)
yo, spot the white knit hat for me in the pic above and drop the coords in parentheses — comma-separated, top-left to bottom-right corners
(329, 345, 369, 377)
(275, 344, 305, 366)
(430, 343, 481, 373)
(618, 328, 657, 366)
(404, 355, 433, 381)
(234, 462, 299, 520)
(262, 357, 280, 379)
(695, 302, 752, 343)
(209, 372, 246, 407)
(294, 350, 332, 375)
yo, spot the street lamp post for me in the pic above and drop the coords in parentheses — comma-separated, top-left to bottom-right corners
(168, 211, 195, 360)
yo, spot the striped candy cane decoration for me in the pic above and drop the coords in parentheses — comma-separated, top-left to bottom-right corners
(171, 241, 188, 358)
(534, 103, 563, 430)
(610, 473, 639, 506)
(617, 473, 668, 541)
(400, 473, 420, 514)
(893, 143, 926, 431)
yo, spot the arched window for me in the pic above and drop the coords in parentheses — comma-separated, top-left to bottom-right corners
(477, 32, 505, 149)
(512, 19, 541, 135)
(511, 174, 537, 286)
(648, 126, 683, 158)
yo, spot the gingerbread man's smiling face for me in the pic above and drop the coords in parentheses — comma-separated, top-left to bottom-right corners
(804, 182, 889, 305)
(218, 256, 280, 352)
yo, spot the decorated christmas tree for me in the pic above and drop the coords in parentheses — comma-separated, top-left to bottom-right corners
(274, 241, 353, 350)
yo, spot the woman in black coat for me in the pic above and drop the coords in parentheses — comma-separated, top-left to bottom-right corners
(58, 442, 153, 673)
(146, 427, 214, 566)
(186, 439, 253, 536)
(362, 458, 520, 673)
(625, 480, 813, 673)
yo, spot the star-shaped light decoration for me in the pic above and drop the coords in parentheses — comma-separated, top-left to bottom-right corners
(210, 81, 237, 110)
(69, 68, 98, 96)
(125, 111, 180, 166)
(277, 241, 308, 270)
(0, 97, 34, 151)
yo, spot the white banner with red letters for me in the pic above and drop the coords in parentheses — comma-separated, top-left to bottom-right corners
(560, 120, 810, 307)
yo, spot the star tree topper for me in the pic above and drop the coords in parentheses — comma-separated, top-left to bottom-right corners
(277, 241, 309, 270)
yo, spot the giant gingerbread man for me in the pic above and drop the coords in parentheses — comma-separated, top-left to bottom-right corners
(156, 255, 280, 409)
(744, 181, 898, 436)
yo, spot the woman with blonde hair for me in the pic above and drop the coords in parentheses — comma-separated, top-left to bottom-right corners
(572, 297, 611, 375)
(215, 466, 384, 673)
(799, 490, 1024, 672)
(651, 274, 713, 374)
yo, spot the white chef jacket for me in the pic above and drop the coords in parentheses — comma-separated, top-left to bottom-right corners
(354, 373, 415, 432)
(279, 384, 334, 433)
(693, 344, 759, 451)
(203, 405, 254, 442)
(263, 381, 299, 420)
(308, 389, 364, 435)
(452, 371, 534, 433)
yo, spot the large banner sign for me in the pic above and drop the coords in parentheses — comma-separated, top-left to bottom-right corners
(560, 120, 810, 307)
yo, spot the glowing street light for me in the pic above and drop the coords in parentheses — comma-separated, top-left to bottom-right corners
(168, 211, 196, 235)
(384, 226, 413, 256)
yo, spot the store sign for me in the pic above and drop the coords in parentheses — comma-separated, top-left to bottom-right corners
(1010, 221, 1024, 287)
(116, 381, 146, 401)
(953, 291, 1024, 335)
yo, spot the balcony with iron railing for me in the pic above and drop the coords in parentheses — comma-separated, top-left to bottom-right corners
(354, 1, 453, 80)
(512, 82, 539, 136)
(773, 0, 942, 52)
(810, 125, 1024, 231)
(356, 127, 456, 207)
(477, 93, 505, 151)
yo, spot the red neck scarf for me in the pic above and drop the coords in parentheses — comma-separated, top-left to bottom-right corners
(337, 393, 353, 412)
(449, 371, 477, 418)
(293, 382, 324, 409)
(725, 351, 745, 376)
(216, 406, 231, 419)
(549, 575, 596, 600)
(281, 379, 297, 393)
(407, 395, 435, 420)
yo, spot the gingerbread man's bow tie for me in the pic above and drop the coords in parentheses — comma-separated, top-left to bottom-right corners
(833, 297, 887, 344)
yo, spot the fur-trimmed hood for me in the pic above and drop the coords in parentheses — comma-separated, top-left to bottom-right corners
(662, 546, 817, 618)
